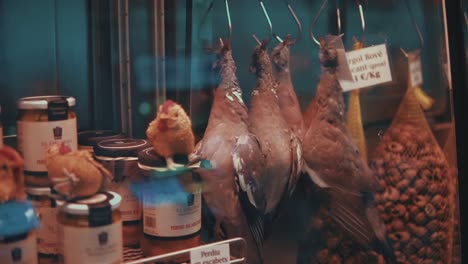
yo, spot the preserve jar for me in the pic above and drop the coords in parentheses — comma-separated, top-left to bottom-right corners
(94, 138, 150, 247)
(26, 187, 59, 263)
(17, 96, 78, 187)
(57, 191, 122, 264)
(78, 130, 126, 152)
(138, 147, 202, 261)
(0, 201, 40, 264)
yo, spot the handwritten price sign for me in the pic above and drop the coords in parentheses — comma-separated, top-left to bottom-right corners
(339, 44, 393, 92)
(190, 243, 230, 264)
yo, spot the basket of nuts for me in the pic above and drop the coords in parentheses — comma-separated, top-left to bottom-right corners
(369, 86, 455, 264)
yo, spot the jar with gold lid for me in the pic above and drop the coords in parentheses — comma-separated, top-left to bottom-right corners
(78, 130, 126, 152)
(57, 191, 122, 264)
(26, 187, 59, 263)
(0, 200, 40, 264)
(16, 96, 78, 187)
(94, 138, 150, 247)
(138, 147, 202, 262)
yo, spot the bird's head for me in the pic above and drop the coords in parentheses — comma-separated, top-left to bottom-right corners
(319, 35, 341, 69)
(271, 35, 293, 71)
(156, 100, 192, 131)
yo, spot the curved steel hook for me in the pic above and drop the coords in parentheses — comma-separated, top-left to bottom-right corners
(197, 0, 232, 47)
(252, 0, 274, 44)
(310, 0, 330, 46)
(400, 0, 424, 56)
(273, 0, 303, 43)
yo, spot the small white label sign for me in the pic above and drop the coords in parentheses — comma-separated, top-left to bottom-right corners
(190, 243, 230, 264)
(409, 53, 423, 87)
(339, 44, 393, 91)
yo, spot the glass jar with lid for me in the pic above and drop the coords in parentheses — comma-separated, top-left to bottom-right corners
(138, 147, 202, 262)
(0, 201, 40, 264)
(78, 130, 126, 152)
(26, 187, 59, 263)
(16, 96, 78, 187)
(94, 138, 150, 247)
(57, 191, 122, 264)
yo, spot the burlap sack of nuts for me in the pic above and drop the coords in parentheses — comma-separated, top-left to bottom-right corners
(369, 86, 455, 264)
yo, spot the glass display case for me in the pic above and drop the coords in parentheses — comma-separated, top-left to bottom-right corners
(0, 0, 467, 263)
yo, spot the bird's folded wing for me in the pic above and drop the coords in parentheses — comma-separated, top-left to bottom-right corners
(328, 190, 373, 248)
(287, 134, 303, 195)
(232, 134, 267, 213)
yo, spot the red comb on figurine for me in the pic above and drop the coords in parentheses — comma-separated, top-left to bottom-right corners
(161, 100, 176, 114)
(59, 142, 72, 155)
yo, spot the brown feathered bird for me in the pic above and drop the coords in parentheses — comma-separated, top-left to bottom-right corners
(146, 100, 195, 169)
(46, 143, 111, 199)
(189, 39, 266, 264)
(249, 39, 302, 214)
(0, 146, 26, 203)
(271, 35, 304, 140)
(301, 36, 393, 259)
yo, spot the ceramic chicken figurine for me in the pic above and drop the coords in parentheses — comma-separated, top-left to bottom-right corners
(271, 35, 304, 140)
(249, 39, 302, 214)
(0, 146, 26, 203)
(189, 39, 266, 264)
(146, 100, 195, 169)
(46, 143, 111, 200)
(301, 36, 393, 258)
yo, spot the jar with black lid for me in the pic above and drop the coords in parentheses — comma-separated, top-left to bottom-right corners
(78, 130, 126, 152)
(138, 147, 202, 262)
(94, 138, 150, 247)
(26, 187, 59, 264)
(57, 191, 122, 264)
(0, 201, 40, 264)
(16, 96, 78, 187)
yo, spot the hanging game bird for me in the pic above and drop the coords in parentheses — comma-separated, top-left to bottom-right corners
(271, 35, 305, 140)
(0, 146, 26, 203)
(301, 36, 393, 260)
(249, 39, 302, 214)
(46, 142, 111, 200)
(146, 100, 195, 169)
(189, 39, 266, 264)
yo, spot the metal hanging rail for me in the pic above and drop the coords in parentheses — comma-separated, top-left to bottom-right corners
(125, 237, 246, 264)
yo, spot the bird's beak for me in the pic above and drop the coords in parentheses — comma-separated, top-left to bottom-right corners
(159, 113, 170, 120)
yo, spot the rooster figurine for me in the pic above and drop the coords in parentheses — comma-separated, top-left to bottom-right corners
(249, 39, 302, 214)
(300, 36, 393, 260)
(146, 100, 195, 169)
(46, 143, 111, 200)
(271, 35, 304, 140)
(0, 146, 26, 203)
(189, 39, 266, 264)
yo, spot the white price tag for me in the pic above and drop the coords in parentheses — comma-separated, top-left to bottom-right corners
(190, 243, 230, 264)
(339, 44, 393, 91)
(409, 52, 423, 87)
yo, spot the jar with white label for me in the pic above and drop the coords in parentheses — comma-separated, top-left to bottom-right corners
(26, 187, 59, 263)
(0, 201, 40, 264)
(17, 96, 78, 187)
(78, 130, 126, 152)
(94, 139, 150, 247)
(138, 147, 202, 261)
(57, 191, 122, 264)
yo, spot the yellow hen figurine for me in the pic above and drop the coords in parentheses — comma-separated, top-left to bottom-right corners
(146, 100, 195, 169)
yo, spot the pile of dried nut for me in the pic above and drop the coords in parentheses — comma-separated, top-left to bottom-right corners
(309, 208, 386, 264)
(370, 123, 453, 264)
